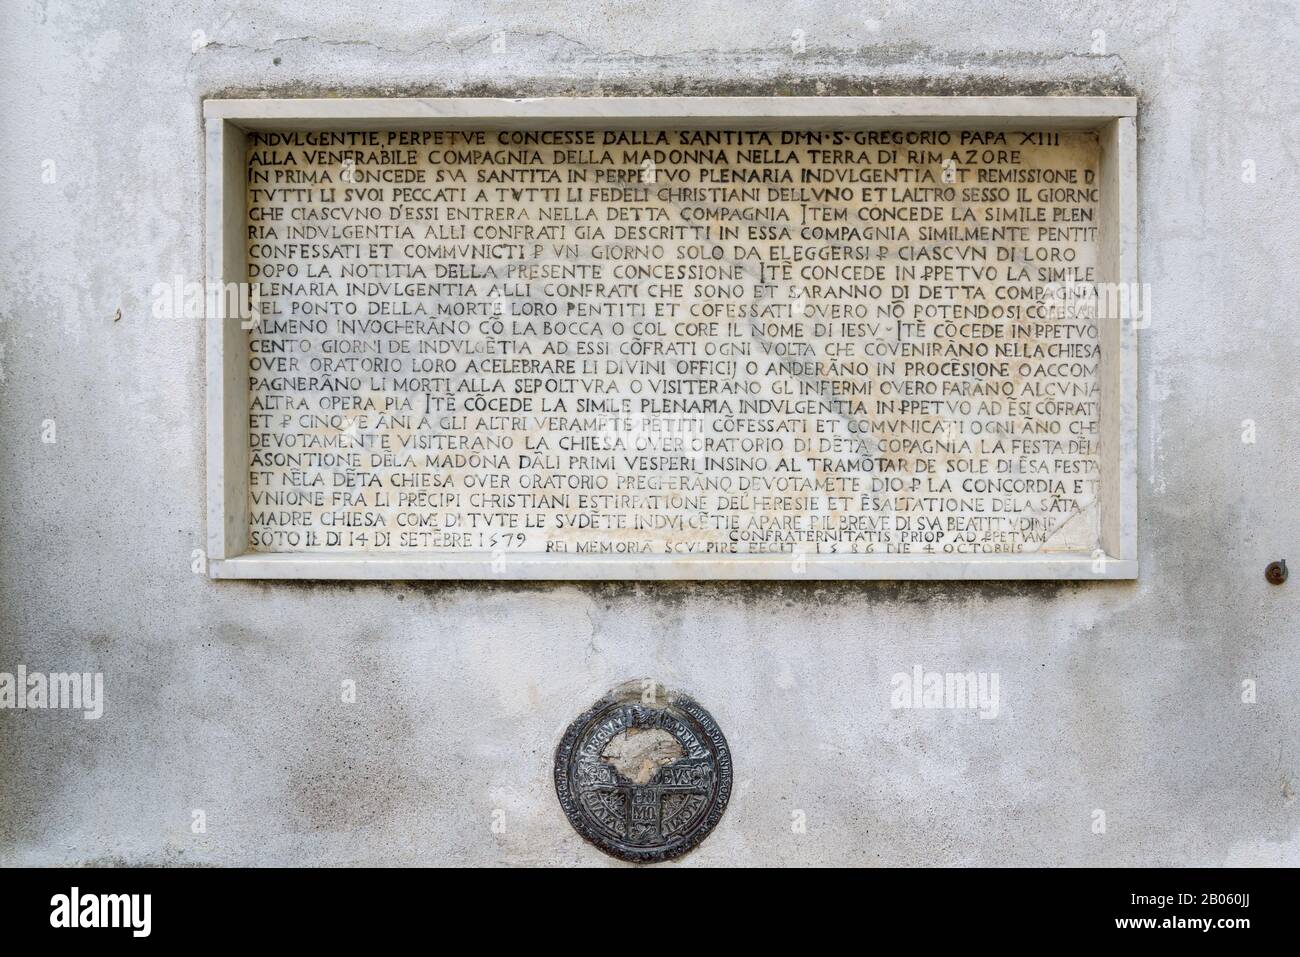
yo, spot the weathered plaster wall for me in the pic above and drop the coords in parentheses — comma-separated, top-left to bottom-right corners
(0, 0, 1296, 866)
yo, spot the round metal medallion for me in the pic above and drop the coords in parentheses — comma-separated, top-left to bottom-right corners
(554, 682, 732, 863)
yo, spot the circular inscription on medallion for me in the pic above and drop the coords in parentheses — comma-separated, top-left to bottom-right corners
(554, 682, 732, 863)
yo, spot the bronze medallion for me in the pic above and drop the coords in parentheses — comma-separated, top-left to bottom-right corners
(555, 683, 732, 863)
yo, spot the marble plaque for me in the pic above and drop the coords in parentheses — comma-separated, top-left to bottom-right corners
(226, 114, 1126, 576)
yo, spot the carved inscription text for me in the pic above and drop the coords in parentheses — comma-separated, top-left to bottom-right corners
(244, 128, 1102, 557)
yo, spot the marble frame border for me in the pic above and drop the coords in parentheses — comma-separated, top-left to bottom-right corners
(204, 96, 1138, 581)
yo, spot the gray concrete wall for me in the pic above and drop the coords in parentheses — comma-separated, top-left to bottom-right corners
(0, 0, 1296, 866)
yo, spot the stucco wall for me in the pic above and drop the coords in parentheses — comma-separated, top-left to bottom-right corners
(0, 0, 1296, 866)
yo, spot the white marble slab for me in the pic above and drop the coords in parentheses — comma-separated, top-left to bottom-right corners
(205, 97, 1137, 580)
